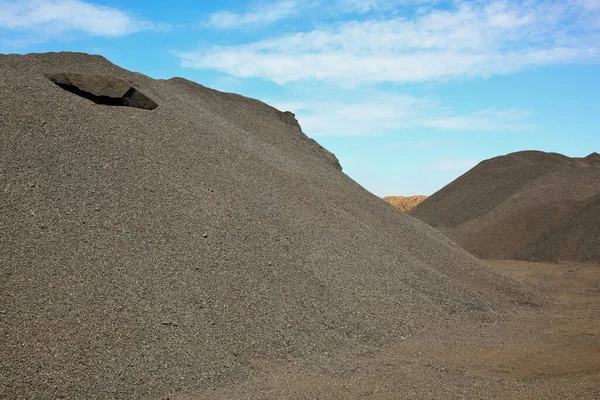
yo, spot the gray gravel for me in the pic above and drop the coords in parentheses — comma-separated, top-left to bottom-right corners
(410, 150, 600, 261)
(0, 52, 535, 399)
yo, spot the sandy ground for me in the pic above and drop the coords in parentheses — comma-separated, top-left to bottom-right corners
(176, 260, 599, 399)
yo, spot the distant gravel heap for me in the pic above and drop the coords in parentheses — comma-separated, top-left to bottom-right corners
(383, 195, 427, 212)
(410, 150, 600, 262)
(1, 53, 531, 399)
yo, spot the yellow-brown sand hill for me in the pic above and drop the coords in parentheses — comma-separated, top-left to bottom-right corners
(383, 195, 427, 212)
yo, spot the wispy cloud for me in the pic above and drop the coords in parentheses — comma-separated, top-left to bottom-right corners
(578, 0, 600, 11)
(271, 94, 434, 136)
(337, 0, 435, 14)
(180, 0, 600, 85)
(269, 93, 533, 136)
(205, 0, 300, 30)
(340, 0, 381, 13)
(425, 108, 535, 131)
(0, 0, 159, 39)
(203, 0, 424, 31)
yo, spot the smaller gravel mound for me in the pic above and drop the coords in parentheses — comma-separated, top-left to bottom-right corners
(410, 150, 600, 262)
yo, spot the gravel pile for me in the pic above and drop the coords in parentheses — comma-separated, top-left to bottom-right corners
(410, 150, 600, 261)
(1, 52, 533, 399)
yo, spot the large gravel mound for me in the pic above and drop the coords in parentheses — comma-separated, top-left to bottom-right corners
(1, 52, 532, 399)
(410, 150, 600, 261)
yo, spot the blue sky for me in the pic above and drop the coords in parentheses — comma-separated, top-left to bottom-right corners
(1, 0, 599, 196)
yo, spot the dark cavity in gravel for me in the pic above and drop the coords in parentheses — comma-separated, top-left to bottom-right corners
(45, 71, 158, 110)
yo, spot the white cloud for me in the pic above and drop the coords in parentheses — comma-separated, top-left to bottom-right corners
(205, 1, 299, 29)
(0, 0, 157, 37)
(268, 94, 533, 136)
(270, 93, 435, 136)
(578, 0, 600, 11)
(425, 108, 535, 131)
(336, 0, 435, 14)
(339, 0, 387, 13)
(204, 0, 428, 30)
(180, 0, 600, 85)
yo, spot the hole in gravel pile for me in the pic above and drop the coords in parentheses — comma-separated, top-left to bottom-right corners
(45, 72, 158, 110)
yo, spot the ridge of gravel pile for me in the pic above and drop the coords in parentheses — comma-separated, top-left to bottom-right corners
(1, 52, 534, 399)
(410, 150, 600, 261)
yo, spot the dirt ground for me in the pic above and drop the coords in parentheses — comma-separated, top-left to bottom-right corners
(174, 260, 599, 399)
